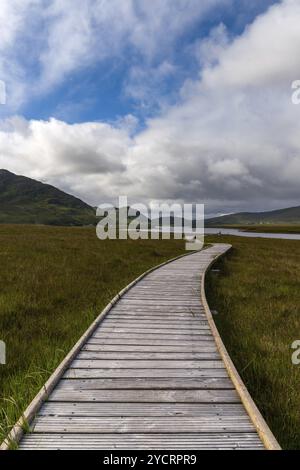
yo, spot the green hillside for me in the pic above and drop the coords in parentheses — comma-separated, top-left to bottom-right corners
(206, 205, 300, 226)
(0, 170, 96, 226)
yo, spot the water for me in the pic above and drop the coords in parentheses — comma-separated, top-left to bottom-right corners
(127, 225, 300, 241)
(205, 228, 300, 241)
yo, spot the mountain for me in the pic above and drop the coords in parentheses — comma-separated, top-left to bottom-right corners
(0, 170, 96, 226)
(206, 205, 300, 226)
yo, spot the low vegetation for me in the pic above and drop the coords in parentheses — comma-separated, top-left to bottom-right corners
(1, 225, 299, 449)
(0, 224, 185, 442)
(206, 235, 300, 450)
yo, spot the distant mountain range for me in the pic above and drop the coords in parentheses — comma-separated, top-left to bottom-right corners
(206, 206, 300, 226)
(0, 170, 96, 226)
(0, 169, 299, 227)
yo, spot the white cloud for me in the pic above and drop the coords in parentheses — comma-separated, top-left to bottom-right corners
(193, 23, 230, 68)
(0, 0, 42, 109)
(124, 61, 177, 110)
(1, 0, 300, 215)
(202, 0, 300, 89)
(115, 0, 300, 212)
(0, 0, 227, 110)
(0, 117, 130, 202)
(127, 0, 226, 60)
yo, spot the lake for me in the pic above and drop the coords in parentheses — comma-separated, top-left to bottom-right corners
(128, 225, 300, 241)
(205, 228, 300, 241)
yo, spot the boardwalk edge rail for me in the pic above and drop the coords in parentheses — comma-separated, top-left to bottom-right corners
(0, 250, 196, 450)
(201, 245, 281, 450)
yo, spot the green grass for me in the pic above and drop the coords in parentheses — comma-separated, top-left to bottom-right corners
(1, 225, 299, 450)
(205, 235, 300, 450)
(0, 224, 185, 442)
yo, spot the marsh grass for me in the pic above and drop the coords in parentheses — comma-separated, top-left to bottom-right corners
(206, 235, 300, 449)
(0, 224, 185, 443)
(1, 225, 299, 449)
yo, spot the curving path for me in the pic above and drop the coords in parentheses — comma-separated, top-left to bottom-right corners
(4, 244, 280, 450)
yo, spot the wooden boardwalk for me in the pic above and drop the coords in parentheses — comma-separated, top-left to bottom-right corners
(11, 244, 279, 450)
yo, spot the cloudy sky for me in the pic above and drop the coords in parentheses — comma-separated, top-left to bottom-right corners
(0, 0, 299, 216)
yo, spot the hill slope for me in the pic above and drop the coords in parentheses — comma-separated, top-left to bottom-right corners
(0, 170, 96, 226)
(206, 205, 300, 226)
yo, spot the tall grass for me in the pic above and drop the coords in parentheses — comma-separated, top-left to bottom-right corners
(0, 224, 185, 442)
(1, 226, 299, 449)
(206, 235, 300, 449)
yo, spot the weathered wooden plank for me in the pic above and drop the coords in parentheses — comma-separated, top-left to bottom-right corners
(124, 294, 199, 298)
(64, 368, 229, 379)
(87, 336, 215, 351)
(111, 306, 204, 311)
(19, 433, 264, 450)
(76, 351, 220, 360)
(70, 359, 224, 369)
(57, 377, 233, 390)
(110, 309, 205, 316)
(118, 300, 201, 306)
(32, 416, 255, 434)
(108, 314, 206, 321)
(107, 312, 203, 318)
(93, 329, 212, 337)
(49, 389, 239, 403)
(83, 344, 217, 352)
(109, 314, 205, 320)
(102, 318, 205, 326)
(124, 295, 199, 300)
(101, 320, 207, 327)
(96, 329, 211, 337)
(125, 288, 198, 292)
(88, 337, 215, 345)
(38, 402, 246, 417)
(101, 322, 210, 331)
(107, 314, 207, 321)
